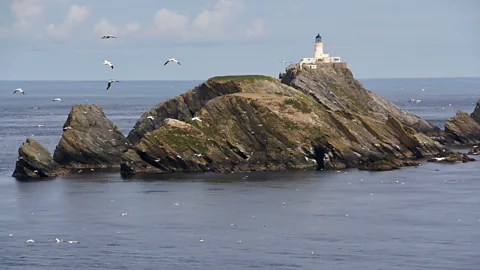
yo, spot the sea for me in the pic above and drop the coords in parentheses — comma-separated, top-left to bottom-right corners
(0, 78, 479, 269)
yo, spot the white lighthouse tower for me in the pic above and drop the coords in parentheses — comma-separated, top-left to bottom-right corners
(297, 33, 344, 69)
(314, 33, 324, 60)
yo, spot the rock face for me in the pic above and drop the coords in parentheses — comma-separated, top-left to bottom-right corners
(471, 101, 480, 123)
(13, 105, 129, 179)
(12, 138, 66, 179)
(53, 104, 130, 168)
(444, 108, 480, 145)
(281, 65, 440, 135)
(127, 76, 298, 144)
(121, 70, 446, 175)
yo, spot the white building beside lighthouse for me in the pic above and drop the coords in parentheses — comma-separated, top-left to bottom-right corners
(299, 34, 344, 69)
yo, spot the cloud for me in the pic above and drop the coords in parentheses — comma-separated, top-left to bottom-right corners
(46, 4, 90, 38)
(93, 18, 141, 37)
(245, 19, 266, 38)
(149, 0, 265, 41)
(11, 0, 45, 30)
(152, 9, 190, 38)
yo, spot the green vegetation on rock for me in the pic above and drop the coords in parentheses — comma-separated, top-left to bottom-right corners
(283, 98, 312, 114)
(209, 75, 278, 83)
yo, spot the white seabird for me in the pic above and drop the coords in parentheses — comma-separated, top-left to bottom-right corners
(191, 117, 202, 122)
(52, 98, 62, 102)
(147, 116, 154, 120)
(67, 240, 79, 244)
(101, 35, 117, 39)
(164, 58, 181, 66)
(25, 239, 35, 243)
(104, 60, 114, 69)
(106, 79, 119, 90)
(13, 88, 25, 95)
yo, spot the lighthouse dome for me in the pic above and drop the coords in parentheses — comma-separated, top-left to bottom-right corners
(315, 33, 322, 43)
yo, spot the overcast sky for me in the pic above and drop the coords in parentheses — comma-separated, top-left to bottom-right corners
(0, 0, 479, 80)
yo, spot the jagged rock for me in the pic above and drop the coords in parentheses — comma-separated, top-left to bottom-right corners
(121, 71, 445, 175)
(444, 110, 480, 145)
(53, 104, 130, 169)
(467, 145, 480, 155)
(281, 65, 441, 135)
(12, 138, 67, 179)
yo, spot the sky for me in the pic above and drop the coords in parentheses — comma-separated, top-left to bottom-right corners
(0, 0, 479, 80)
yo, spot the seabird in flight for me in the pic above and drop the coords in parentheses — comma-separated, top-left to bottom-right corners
(106, 79, 119, 90)
(164, 58, 181, 66)
(104, 60, 114, 69)
(101, 35, 117, 39)
(13, 88, 24, 95)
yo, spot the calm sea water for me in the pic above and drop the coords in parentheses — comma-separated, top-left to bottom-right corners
(0, 78, 479, 269)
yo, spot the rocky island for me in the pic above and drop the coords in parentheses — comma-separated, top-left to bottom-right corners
(13, 65, 479, 179)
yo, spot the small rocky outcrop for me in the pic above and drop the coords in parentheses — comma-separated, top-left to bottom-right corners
(467, 145, 479, 155)
(53, 104, 130, 168)
(12, 138, 67, 179)
(12, 105, 130, 179)
(444, 109, 480, 145)
(427, 150, 475, 163)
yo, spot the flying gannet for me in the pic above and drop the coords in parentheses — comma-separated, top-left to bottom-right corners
(13, 88, 24, 95)
(101, 35, 117, 39)
(164, 58, 181, 66)
(106, 79, 119, 90)
(104, 60, 114, 69)
(52, 98, 62, 102)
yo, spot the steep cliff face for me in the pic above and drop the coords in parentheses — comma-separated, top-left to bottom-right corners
(121, 71, 445, 175)
(281, 66, 440, 135)
(53, 104, 130, 168)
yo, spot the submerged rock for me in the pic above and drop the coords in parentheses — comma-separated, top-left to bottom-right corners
(12, 138, 66, 179)
(53, 104, 130, 169)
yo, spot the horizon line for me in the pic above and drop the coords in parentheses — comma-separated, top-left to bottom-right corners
(0, 76, 479, 82)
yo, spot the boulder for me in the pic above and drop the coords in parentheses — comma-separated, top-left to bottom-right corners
(53, 104, 130, 169)
(12, 138, 67, 179)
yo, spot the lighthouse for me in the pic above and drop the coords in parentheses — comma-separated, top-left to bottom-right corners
(314, 34, 324, 60)
(296, 33, 345, 70)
